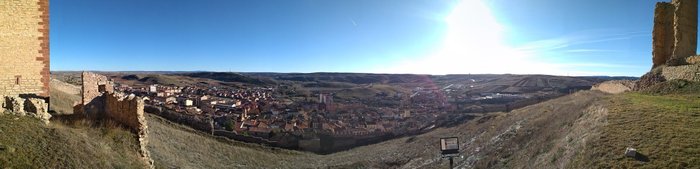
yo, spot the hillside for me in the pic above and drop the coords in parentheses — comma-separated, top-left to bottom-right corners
(182, 72, 276, 86)
(4, 78, 698, 168)
(145, 87, 699, 168)
(0, 116, 146, 168)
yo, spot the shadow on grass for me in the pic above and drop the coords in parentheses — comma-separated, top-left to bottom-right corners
(635, 153, 650, 162)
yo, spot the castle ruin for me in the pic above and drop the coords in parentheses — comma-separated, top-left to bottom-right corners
(0, 0, 50, 97)
(0, 0, 51, 123)
(645, 0, 700, 84)
(78, 72, 154, 168)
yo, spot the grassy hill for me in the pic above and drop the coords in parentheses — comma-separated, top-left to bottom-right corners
(573, 92, 700, 168)
(0, 116, 146, 168)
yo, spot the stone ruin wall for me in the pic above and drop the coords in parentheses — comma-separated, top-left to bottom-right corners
(653, 2, 676, 68)
(104, 93, 153, 168)
(0, 95, 50, 124)
(652, 0, 698, 67)
(647, 0, 700, 84)
(0, 0, 50, 97)
(662, 64, 700, 81)
(81, 72, 113, 105)
(670, 0, 698, 65)
(80, 72, 153, 168)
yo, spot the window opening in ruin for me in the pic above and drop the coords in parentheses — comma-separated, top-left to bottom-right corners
(99, 84, 107, 92)
(15, 75, 21, 85)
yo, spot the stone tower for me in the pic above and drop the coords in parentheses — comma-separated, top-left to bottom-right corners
(670, 0, 698, 65)
(653, 2, 676, 68)
(652, 0, 698, 68)
(0, 0, 50, 97)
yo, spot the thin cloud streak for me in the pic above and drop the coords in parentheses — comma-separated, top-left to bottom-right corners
(516, 29, 648, 53)
(563, 49, 619, 53)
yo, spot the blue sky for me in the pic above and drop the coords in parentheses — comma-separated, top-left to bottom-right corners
(51, 0, 675, 76)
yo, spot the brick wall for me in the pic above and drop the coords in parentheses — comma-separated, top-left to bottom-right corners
(0, 0, 50, 97)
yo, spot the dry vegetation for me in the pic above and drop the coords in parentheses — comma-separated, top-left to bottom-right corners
(49, 79, 81, 115)
(572, 92, 700, 168)
(4, 77, 697, 168)
(0, 116, 146, 168)
(146, 88, 700, 168)
(146, 114, 323, 169)
(143, 90, 611, 168)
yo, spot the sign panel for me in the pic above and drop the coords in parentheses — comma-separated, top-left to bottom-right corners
(440, 137, 459, 155)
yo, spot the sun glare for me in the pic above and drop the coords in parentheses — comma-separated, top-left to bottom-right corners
(385, 0, 561, 75)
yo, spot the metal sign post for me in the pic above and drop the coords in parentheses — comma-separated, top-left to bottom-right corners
(440, 137, 459, 169)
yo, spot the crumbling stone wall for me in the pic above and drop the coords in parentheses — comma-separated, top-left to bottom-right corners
(653, 2, 676, 68)
(662, 64, 700, 81)
(0, 0, 51, 97)
(0, 95, 50, 124)
(81, 72, 113, 105)
(687, 55, 700, 64)
(670, 0, 698, 65)
(105, 93, 145, 131)
(104, 93, 153, 168)
(652, 0, 698, 67)
(79, 72, 153, 168)
(643, 0, 700, 89)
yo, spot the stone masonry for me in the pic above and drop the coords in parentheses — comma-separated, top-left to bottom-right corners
(653, 2, 675, 68)
(652, 0, 698, 67)
(640, 0, 700, 90)
(80, 72, 153, 168)
(0, 0, 50, 97)
(81, 72, 114, 105)
(1, 95, 51, 124)
(670, 0, 698, 65)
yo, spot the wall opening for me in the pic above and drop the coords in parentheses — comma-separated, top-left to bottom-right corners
(98, 84, 107, 93)
(15, 75, 21, 85)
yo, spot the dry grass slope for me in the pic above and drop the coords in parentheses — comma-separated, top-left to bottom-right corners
(572, 92, 700, 168)
(0, 116, 146, 168)
(49, 79, 81, 115)
(147, 114, 324, 169)
(8, 78, 697, 168)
